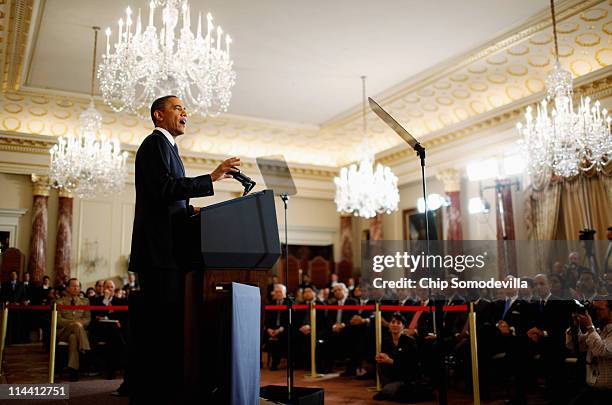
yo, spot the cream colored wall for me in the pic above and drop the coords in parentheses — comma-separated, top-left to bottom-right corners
(0, 169, 341, 287)
(0, 173, 33, 255)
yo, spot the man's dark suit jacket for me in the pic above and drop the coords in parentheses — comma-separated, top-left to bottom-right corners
(1, 281, 24, 303)
(129, 130, 214, 273)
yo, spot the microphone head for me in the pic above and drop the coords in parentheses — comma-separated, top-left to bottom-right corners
(243, 180, 256, 196)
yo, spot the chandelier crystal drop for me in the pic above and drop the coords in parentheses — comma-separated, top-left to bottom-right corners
(334, 77, 400, 218)
(517, 0, 611, 181)
(49, 28, 128, 198)
(98, 0, 236, 118)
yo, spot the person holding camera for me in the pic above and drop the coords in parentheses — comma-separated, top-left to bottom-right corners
(566, 298, 612, 404)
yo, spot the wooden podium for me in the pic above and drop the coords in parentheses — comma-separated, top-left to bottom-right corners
(183, 190, 281, 404)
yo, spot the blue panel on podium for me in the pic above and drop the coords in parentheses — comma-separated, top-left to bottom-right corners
(231, 282, 260, 405)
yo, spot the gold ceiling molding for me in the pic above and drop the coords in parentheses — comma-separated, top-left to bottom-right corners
(324, 0, 605, 130)
(321, 0, 610, 164)
(0, 0, 35, 92)
(376, 70, 612, 167)
(0, 0, 609, 170)
(0, 131, 339, 180)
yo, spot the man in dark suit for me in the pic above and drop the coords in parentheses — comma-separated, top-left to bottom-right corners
(128, 95, 239, 404)
(324, 283, 359, 376)
(264, 284, 288, 371)
(90, 279, 129, 379)
(1, 271, 25, 343)
(294, 286, 327, 371)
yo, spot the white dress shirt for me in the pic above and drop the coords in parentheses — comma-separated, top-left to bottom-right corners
(155, 127, 175, 146)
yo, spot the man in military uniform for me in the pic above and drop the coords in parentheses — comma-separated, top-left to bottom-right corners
(56, 278, 91, 381)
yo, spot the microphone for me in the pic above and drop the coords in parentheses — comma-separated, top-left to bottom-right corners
(229, 167, 256, 196)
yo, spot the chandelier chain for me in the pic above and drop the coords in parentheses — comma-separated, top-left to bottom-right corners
(550, 0, 559, 63)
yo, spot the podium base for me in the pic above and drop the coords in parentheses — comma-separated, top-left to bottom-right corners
(260, 386, 324, 405)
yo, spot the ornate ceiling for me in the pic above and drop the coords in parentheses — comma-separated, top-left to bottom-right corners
(0, 0, 610, 171)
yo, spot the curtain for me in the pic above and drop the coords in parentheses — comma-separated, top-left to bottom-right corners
(557, 176, 611, 241)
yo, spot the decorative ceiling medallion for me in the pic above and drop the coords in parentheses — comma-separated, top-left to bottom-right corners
(402, 95, 420, 103)
(505, 85, 525, 101)
(449, 74, 468, 82)
(436, 96, 453, 106)
(4, 93, 24, 102)
(570, 59, 593, 75)
(439, 114, 455, 126)
(56, 99, 73, 108)
(470, 100, 486, 114)
(529, 33, 553, 45)
(604, 21, 612, 35)
(556, 21, 580, 34)
(454, 108, 470, 121)
(580, 8, 607, 22)
(575, 33, 601, 47)
(487, 74, 507, 84)
(451, 89, 470, 99)
(433, 81, 452, 90)
(30, 96, 49, 105)
(3, 103, 22, 114)
(595, 48, 612, 67)
(488, 94, 507, 108)
(525, 78, 545, 93)
(469, 82, 488, 92)
(507, 65, 528, 76)
(53, 110, 71, 120)
(28, 106, 46, 116)
(417, 88, 435, 97)
(422, 103, 438, 112)
(553, 45, 575, 58)
(468, 65, 488, 74)
(507, 44, 530, 56)
(528, 55, 551, 67)
(486, 54, 508, 65)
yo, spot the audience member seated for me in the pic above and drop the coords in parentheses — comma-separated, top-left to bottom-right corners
(323, 283, 359, 376)
(294, 286, 327, 370)
(56, 278, 91, 381)
(90, 279, 128, 379)
(566, 298, 612, 404)
(264, 284, 288, 370)
(123, 272, 139, 295)
(373, 313, 433, 402)
(572, 269, 599, 302)
(298, 273, 314, 291)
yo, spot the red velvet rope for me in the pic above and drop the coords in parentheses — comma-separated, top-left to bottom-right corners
(4, 304, 128, 311)
(264, 304, 468, 312)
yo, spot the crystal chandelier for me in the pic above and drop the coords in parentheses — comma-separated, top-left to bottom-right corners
(98, 0, 236, 118)
(49, 27, 128, 198)
(334, 76, 400, 218)
(517, 0, 611, 181)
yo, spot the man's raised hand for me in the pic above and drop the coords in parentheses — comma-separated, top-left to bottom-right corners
(210, 157, 240, 182)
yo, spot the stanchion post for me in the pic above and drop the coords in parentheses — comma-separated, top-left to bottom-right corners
(468, 302, 481, 405)
(48, 303, 58, 384)
(309, 302, 317, 377)
(374, 302, 382, 392)
(0, 303, 8, 376)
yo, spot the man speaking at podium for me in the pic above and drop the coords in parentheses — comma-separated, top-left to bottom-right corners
(128, 95, 239, 404)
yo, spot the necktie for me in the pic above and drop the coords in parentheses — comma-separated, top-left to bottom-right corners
(275, 300, 281, 327)
(502, 298, 511, 318)
(173, 143, 179, 155)
(71, 298, 76, 306)
(336, 301, 343, 324)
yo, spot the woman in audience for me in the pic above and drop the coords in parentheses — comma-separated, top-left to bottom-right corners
(373, 313, 433, 402)
(548, 273, 567, 299)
